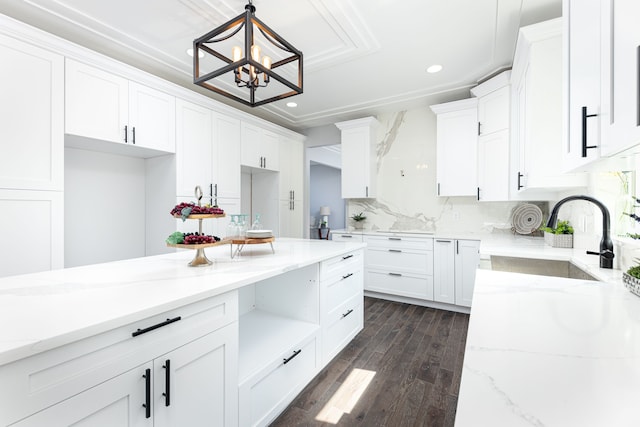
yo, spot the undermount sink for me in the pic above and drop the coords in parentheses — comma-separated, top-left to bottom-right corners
(490, 256, 597, 281)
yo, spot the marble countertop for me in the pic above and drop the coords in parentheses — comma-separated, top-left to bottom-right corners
(455, 269, 640, 426)
(0, 238, 365, 366)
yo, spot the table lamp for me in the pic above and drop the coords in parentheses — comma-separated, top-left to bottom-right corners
(319, 206, 331, 228)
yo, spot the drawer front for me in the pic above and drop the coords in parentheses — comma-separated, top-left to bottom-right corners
(320, 249, 363, 279)
(323, 267, 363, 313)
(364, 235, 433, 250)
(330, 232, 362, 242)
(240, 334, 319, 427)
(0, 291, 238, 426)
(366, 247, 432, 275)
(366, 270, 434, 300)
(323, 294, 363, 364)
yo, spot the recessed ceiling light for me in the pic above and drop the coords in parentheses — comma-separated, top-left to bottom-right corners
(186, 48, 204, 58)
(286, 102, 298, 108)
(426, 64, 443, 73)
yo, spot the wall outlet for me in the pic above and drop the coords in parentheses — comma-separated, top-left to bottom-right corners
(453, 211, 460, 221)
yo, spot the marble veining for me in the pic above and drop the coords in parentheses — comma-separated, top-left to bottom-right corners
(376, 110, 406, 172)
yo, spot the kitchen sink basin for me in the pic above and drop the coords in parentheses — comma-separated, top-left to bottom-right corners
(490, 256, 597, 281)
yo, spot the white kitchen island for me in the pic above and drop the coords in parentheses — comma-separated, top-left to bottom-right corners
(0, 238, 365, 427)
(455, 269, 640, 426)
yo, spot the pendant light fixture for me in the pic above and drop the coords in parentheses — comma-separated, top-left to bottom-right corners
(193, 0, 303, 107)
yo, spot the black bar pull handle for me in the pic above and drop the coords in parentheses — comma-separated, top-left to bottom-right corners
(342, 253, 354, 259)
(132, 316, 181, 337)
(132, 126, 136, 144)
(477, 187, 480, 201)
(581, 106, 598, 157)
(388, 237, 401, 241)
(366, 186, 369, 197)
(517, 172, 524, 190)
(388, 249, 402, 253)
(456, 240, 459, 254)
(437, 182, 440, 196)
(142, 368, 151, 419)
(478, 121, 481, 136)
(342, 273, 353, 279)
(342, 309, 354, 318)
(162, 359, 171, 407)
(283, 349, 302, 364)
(124, 125, 128, 143)
(388, 272, 402, 277)
(264, 157, 266, 169)
(436, 240, 452, 243)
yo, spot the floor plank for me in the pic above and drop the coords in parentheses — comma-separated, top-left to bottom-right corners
(270, 298, 470, 427)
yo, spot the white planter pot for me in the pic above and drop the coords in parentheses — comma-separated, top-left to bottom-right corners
(543, 231, 573, 248)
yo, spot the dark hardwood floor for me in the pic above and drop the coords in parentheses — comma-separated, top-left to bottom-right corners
(270, 297, 470, 427)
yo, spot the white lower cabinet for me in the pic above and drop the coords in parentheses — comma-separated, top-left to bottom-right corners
(364, 235, 434, 300)
(434, 239, 480, 307)
(0, 292, 239, 427)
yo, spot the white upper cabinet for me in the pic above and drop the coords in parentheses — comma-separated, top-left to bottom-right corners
(336, 117, 379, 199)
(176, 99, 213, 198)
(65, 59, 175, 154)
(240, 122, 279, 171)
(430, 99, 478, 197)
(279, 136, 304, 238)
(471, 72, 511, 202)
(128, 82, 176, 153)
(213, 113, 241, 200)
(510, 18, 586, 196)
(0, 34, 64, 191)
(563, 0, 602, 171)
(600, 0, 640, 156)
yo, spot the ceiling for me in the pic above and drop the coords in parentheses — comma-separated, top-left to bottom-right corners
(0, 0, 561, 132)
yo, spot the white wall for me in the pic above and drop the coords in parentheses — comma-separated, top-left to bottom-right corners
(65, 148, 146, 267)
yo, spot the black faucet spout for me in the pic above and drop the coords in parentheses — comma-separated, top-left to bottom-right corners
(546, 195, 614, 269)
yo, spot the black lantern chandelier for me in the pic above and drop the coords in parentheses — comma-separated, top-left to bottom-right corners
(193, 0, 303, 107)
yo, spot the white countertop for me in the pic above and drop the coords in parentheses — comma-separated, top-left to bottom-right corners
(0, 238, 365, 366)
(455, 269, 640, 426)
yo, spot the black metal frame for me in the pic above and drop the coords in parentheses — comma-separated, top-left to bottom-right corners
(193, 2, 303, 107)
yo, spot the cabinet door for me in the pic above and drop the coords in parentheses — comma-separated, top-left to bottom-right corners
(563, 0, 601, 169)
(433, 239, 455, 304)
(10, 363, 152, 427)
(279, 137, 303, 201)
(435, 106, 478, 197)
(0, 34, 63, 191)
(213, 113, 241, 200)
(600, 0, 640, 156)
(477, 130, 509, 201)
(65, 59, 128, 144)
(175, 100, 212, 197)
(241, 122, 262, 169)
(454, 240, 480, 308)
(279, 199, 303, 238)
(0, 190, 63, 278)
(261, 130, 280, 171)
(129, 82, 176, 153)
(478, 86, 509, 135)
(214, 197, 241, 239)
(153, 324, 238, 427)
(340, 127, 369, 198)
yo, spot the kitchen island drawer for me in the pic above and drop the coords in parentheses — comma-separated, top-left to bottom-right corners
(323, 266, 363, 312)
(0, 290, 238, 426)
(320, 249, 363, 279)
(322, 294, 363, 363)
(239, 332, 320, 427)
(364, 235, 433, 250)
(366, 270, 433, 300)
(366, 247, 433, 275)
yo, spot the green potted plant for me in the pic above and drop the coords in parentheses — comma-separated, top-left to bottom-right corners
(350, 212, 367, 229)
(540, 219, 574, 248)
(623, 260, 640, 297)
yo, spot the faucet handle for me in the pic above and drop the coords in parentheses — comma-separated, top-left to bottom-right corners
(586, 250, 615, 259)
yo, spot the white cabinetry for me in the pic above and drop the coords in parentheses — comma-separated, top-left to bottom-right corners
(563, 0, 603, 170)
(0, 292, 239, 427)
(320, 250, 364, 364)
(0, 34, 64, 277)
(472, 73, 511, 202)
(336, 117, 379, 198)
(510, 18, 586, 195)
(241, 122, 279, 171)
(65, 59, 175, 155)
(433, 239, 480, 307)
(365, 235, 434, 300)
(600, 0, 640, 156)
(330, 232, 363, 242)
(430, 99, 478, 197)
(238, 265, 321, 427)
(279, 136, 304, 237)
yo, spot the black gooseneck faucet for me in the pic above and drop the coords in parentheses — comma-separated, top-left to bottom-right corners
(546, 195, 614, 269)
